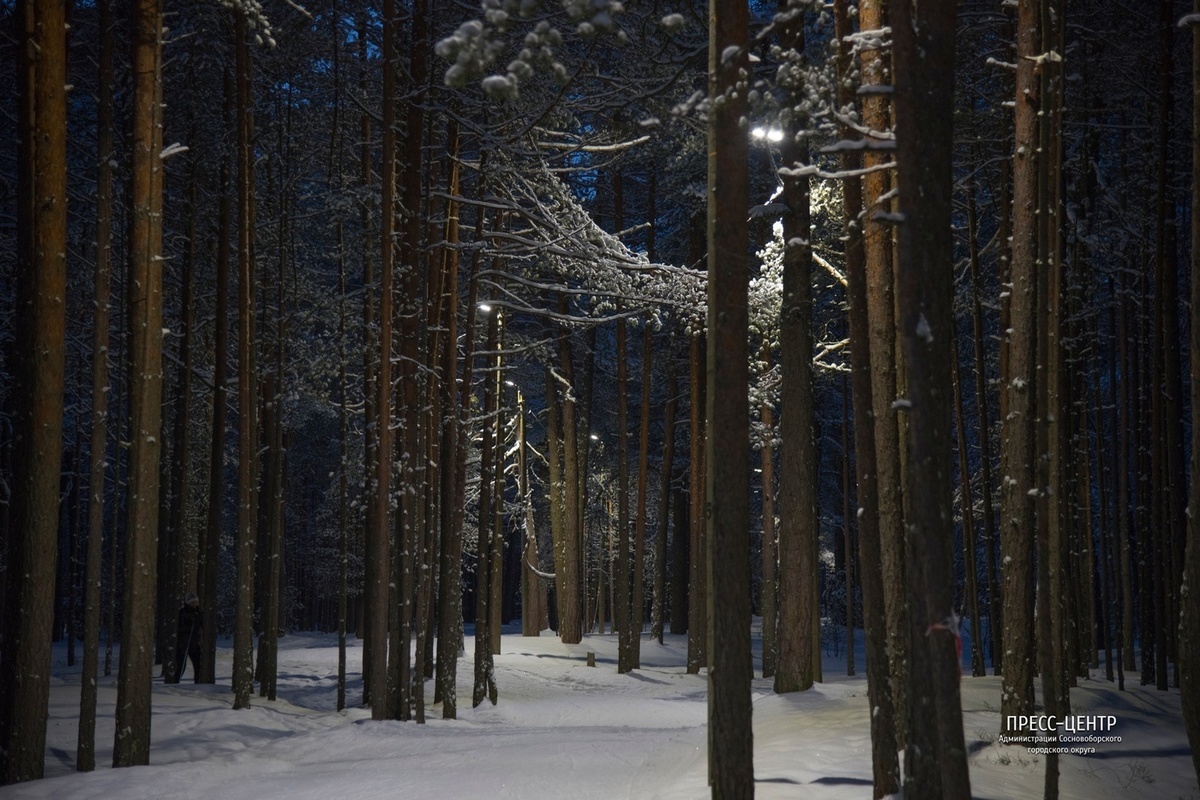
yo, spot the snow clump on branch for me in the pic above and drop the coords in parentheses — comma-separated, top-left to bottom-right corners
(211, 0, 276, 48)
(436, 0, 626, 98)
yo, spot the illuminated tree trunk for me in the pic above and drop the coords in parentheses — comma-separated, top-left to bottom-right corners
(759, 346, 777, 679)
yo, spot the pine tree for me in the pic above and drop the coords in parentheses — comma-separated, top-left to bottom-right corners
(114, 0, 165, 766)
(1, 0, 68, 783)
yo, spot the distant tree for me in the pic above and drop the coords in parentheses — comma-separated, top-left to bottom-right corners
(78, 0, 115, 772)
(367, 0, 396, 720)
(231, 9, 259, 712)
(199, 65, 233, 687)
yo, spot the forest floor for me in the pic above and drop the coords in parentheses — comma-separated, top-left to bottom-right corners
(2, 625, 1195, 799)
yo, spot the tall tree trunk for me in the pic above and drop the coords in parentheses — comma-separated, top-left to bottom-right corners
(173, 171, 199, 597)
(832, 3, 857, 681)
(759, 348, 777, 679)
(653, 357, 677, 645)
(577, 328, 598, 633)
(671, 483, 689, 636)
(859, 0, 907, 727)
(546, 366, 567, 634)
(1179, 1, 1200, 784)
(259, 136, 289, 701)
(616, 314, 633, 673)
(840, 22, 901, 789)
(114, 0, 164, 764)
(365, 0, 397, 720)
(952, 334, 984, 678)
(967, 175, 1002, 674)
(199, 67, 234, 687)
(706, 0, 754, 791)
(1, 0, 68, 783)
(892, 0, 970, 795)
(78, 0, 114, 769)
(687, 328, 706, 673)
(775, 6, 818, 695)
(475, 309, 501, 701)
(1151, 0, 1178, 693)
(396, 0, 428, 719)
(1000, 0, 1041, 734)
(1034, 6, 1067, 793)
(1092, 343, 1114, 682)
(337, 223, 349, 711)
(840, 381, 853, 677)
(631, 325, 652, 667)
(519, 389, 542, 637)
(437, 122, 464, 718)
(231, 12, 259, 712)
(557, 297, 582, 645)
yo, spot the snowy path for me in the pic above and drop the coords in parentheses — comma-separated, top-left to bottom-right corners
(2, 629, 1195, 799)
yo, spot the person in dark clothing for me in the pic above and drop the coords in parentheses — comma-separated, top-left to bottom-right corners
(171, 592, 203, 683)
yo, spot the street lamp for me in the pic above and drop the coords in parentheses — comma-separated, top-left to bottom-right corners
(752, 126, 783, 143)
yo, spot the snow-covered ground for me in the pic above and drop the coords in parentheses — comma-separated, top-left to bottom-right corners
(3, 627, 1195, 799)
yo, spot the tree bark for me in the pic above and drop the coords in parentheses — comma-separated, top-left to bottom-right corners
(774, 6, 818, 696)
(78, 0, 114, 770)
(1179, 1, 1200, 784)
(114, 0, 165, 764)
(653, 356, 677, 645)
(436, 122, 464, 718)
(687, 329, 706, 674)
(892, 0, 970, 795)
(231, 12, 259, 712)
(631, 324, 653, 667)
(967, 175, 1003, 675)
(859, 0, 907, 726)
(840, 48, 902, 794)
(706, 0, 754, 792)
(397, 0, 429, 719)
(1000, 0, 1041, 734)
(617, 314, 633, 673)
(954, 332, 985, 678)
(759, 347, 777, 679)
(557, 297, 582, 645)
(2, 0, 68, 783)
